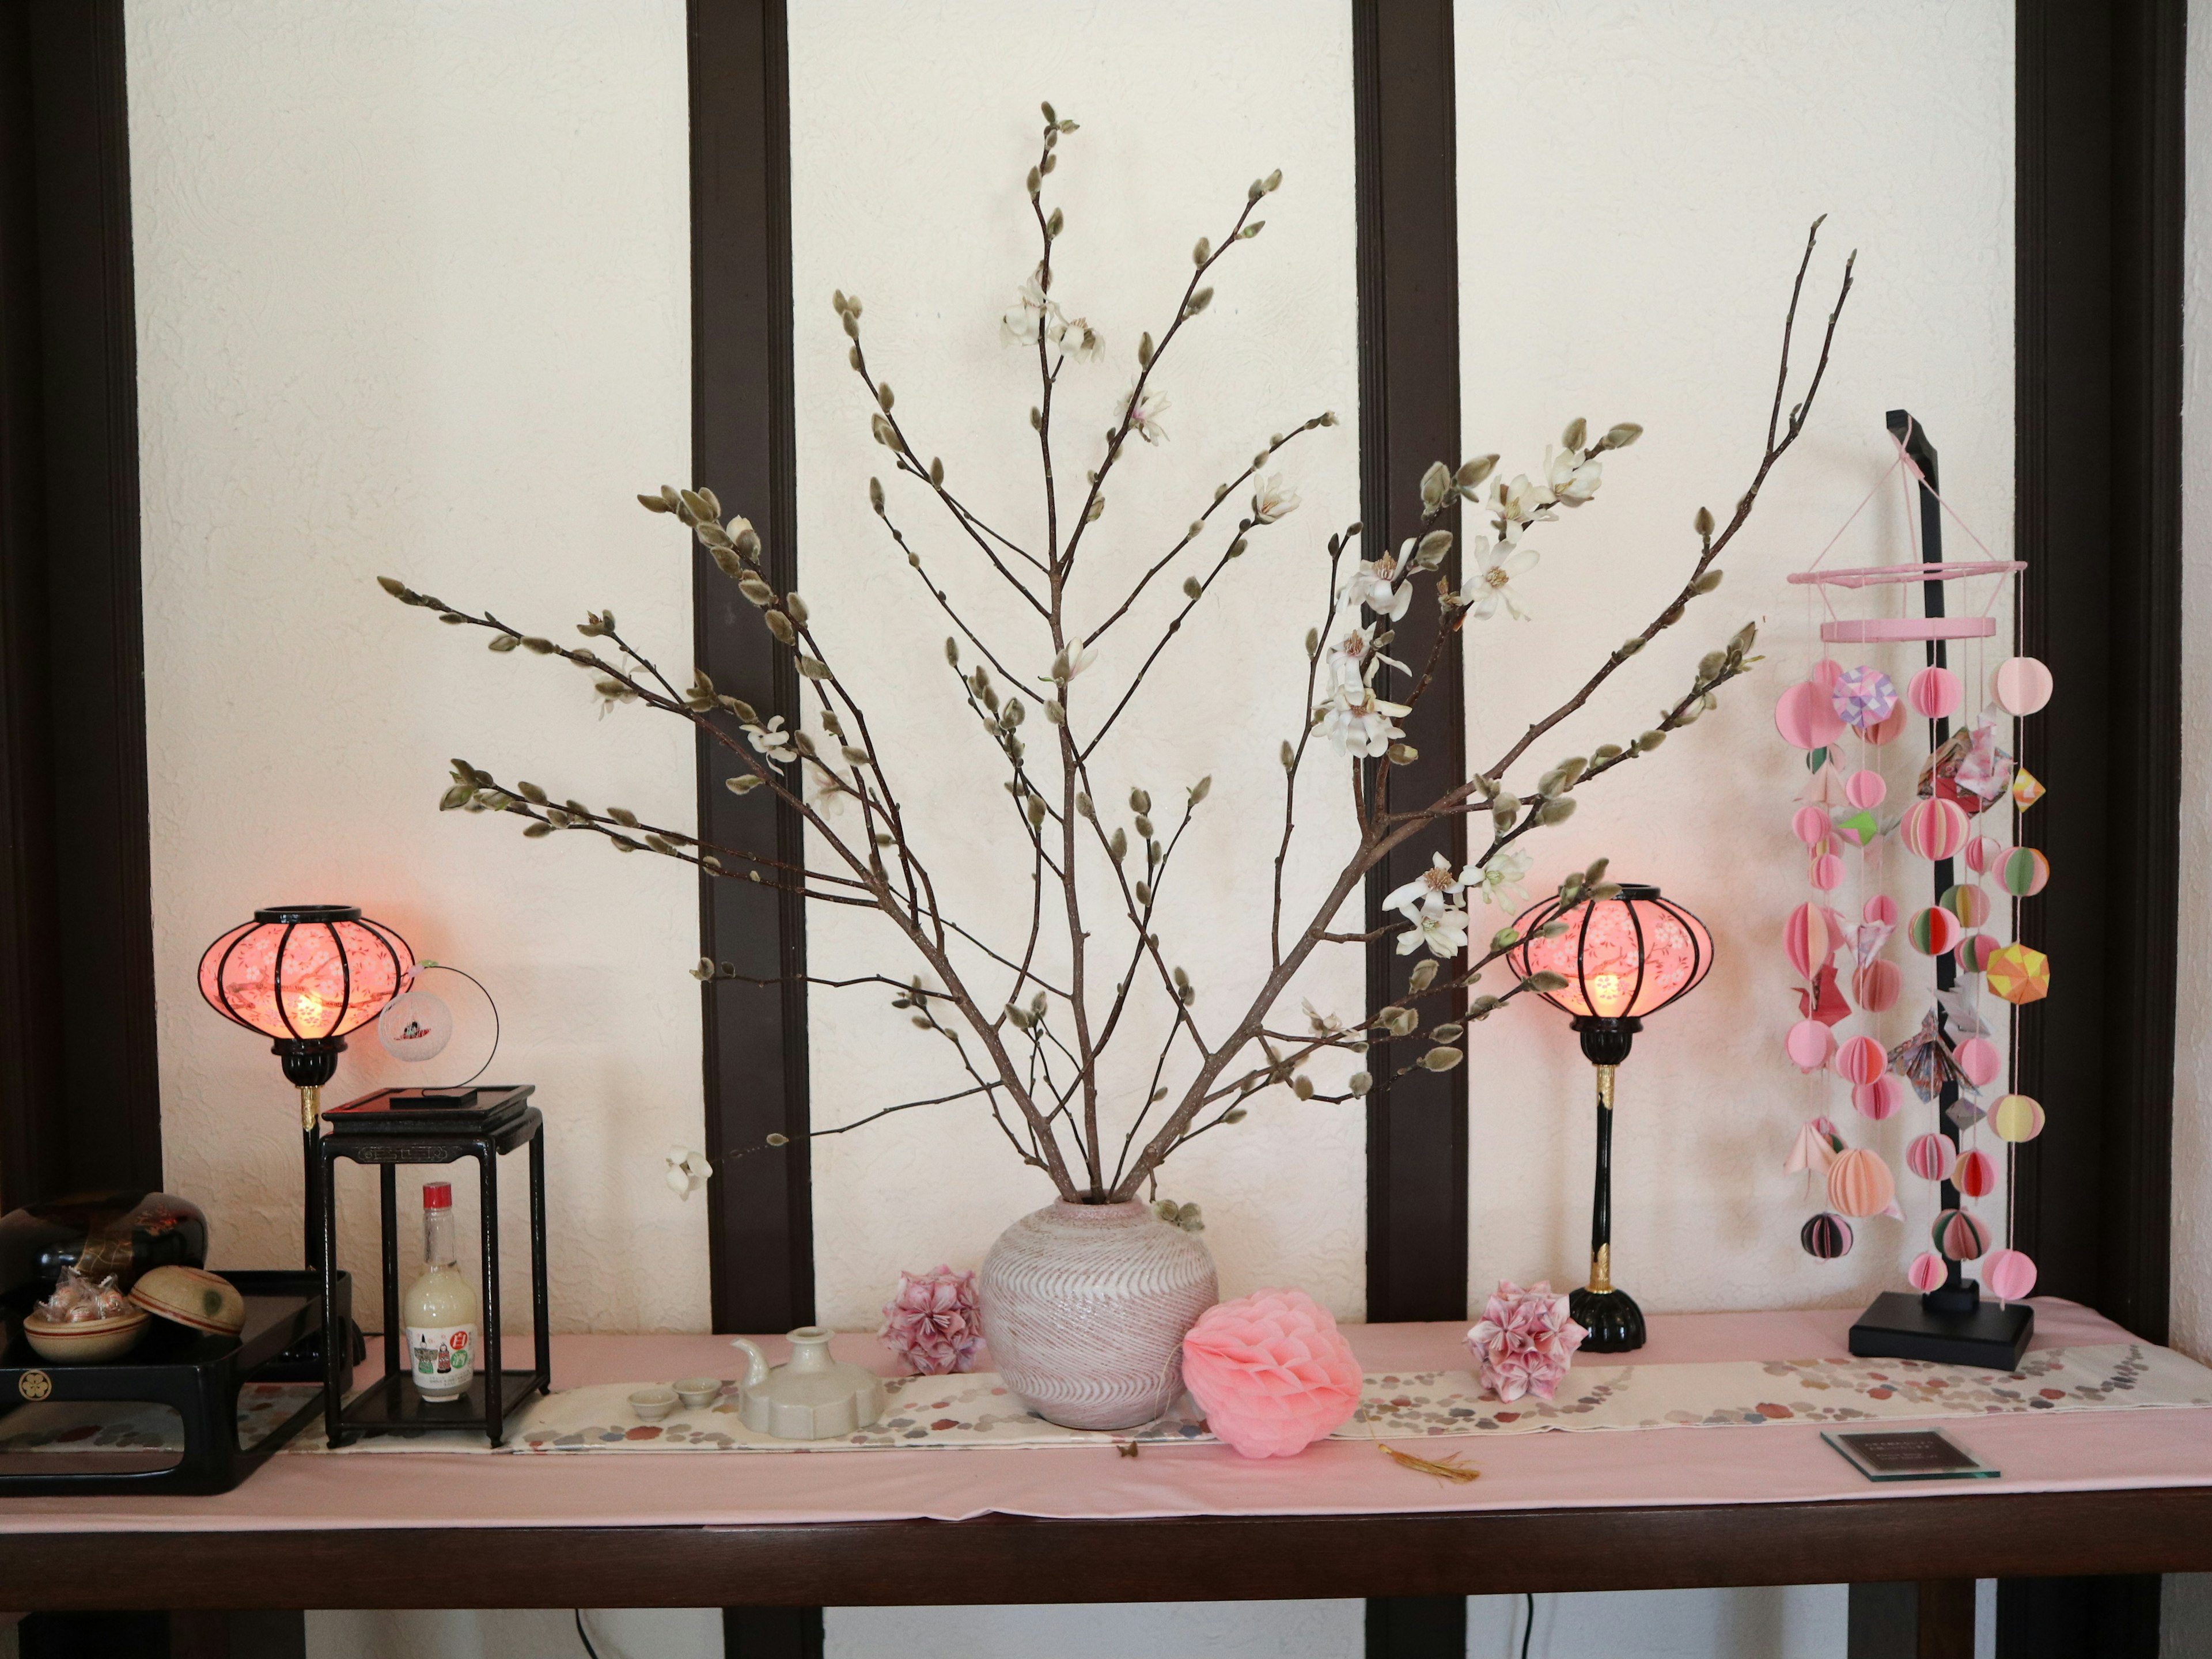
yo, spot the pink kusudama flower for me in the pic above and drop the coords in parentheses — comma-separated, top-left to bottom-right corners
(880, 1265, 983, 1376)
(1181, 1288, 1363, 1459)
(1466, 1279, 1586, 1403)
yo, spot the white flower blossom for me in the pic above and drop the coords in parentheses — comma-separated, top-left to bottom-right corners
(1123, 380, 1170, 445)
(1396, 903, 1470, 959)
(1000, 270, 1052, 347)
(1383, 851, 1471, 921)
(1046, 642, 1098, 684)
(1323, 618, 1406, 691)
(1547, 445, 1603, 506)
(1251, 475, 1300, 524)
(665, 1146, 714, 1199)
(1063, 316, 1102, 362)
(1319, 679, 1410, 758)
(1302, 998, 1346, 1038)
(746, 715, 800, 765)
(1475, 847, 1532, 907)
(1339, 551, 1411, 622)
(1493, 473, 1556, 531)
(1460, 541, 1540, 621)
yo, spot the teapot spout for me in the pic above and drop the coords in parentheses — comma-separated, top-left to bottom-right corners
(728, 1336, 771, 1390)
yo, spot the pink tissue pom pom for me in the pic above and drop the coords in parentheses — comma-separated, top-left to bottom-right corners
(1180, 1289, 1363, 1459)
(1466, 1280, 1587, 1404)
(880, 1264, 983, 1375)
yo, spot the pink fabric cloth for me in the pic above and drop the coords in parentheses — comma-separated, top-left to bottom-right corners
(0, 1300, 2200, 1533)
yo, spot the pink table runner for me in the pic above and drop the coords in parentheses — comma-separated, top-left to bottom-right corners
(2, 1298, 2203, 1533)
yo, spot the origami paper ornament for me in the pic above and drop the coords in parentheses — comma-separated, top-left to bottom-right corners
(1785, 1116, 1844, 1175)
(1998, 846, 2050, 897)
(1934, 987, 1989, 1038)
(1810, 853, 1845, 892)
(1863, 894, 1899, 926)
(1784, 902, 1833, 979)
(1851, 960, 1902, 1015)
(1986, 942, 2051, 1005)
(1775, 680, 1845, 749)
(1831, 666, 1899, 731)
(1853, 1075, 1906, 1121)
(1984, 1248, 2037, 1301)
(1933, 1208, 1992, 1261)
(1908, 665, 1963, 719)
(1955, 1147, 1998, 1199)
(1843, 769, 1887, 810)
(1906, 1132, 1957, 1184)
(1850, 921, 1895, 967)
(1831, 806, 1881, 847)
(1902, 797, 1969, 861)
(1798, 964, 1850, 1027)
(2012, 768, 2044, 809)
(1949, 724, 2015, 815)
(1991, 655, 2054, 716)
(1791, 804, 1831, 847)
(1946, 1098, 1987, 1132)
(1891, 1010, 1966, 1103)
(1963, 835, 2004, 875)
(1957, 934, 1999, 975)
(1907, 906, 1961, 957)
(1908, 1252, 1949, 1293)
(1800, 1212, 1854, 1260)
(1827, 1146, 1897, 1218)
(1863, 704, 1908, 746)
(1786, 1018, 1837, 1073)
(1993, 1093, 2046, 1142)
(1953, 1036, 2002, 1088)
(1834, 1035, 1888, 1086)
(1940, 884, 1990, 929)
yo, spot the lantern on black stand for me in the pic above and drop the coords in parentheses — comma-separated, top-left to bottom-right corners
(1509, 883, 1712, 1353)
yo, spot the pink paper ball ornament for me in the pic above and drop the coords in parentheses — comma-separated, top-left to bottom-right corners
(1826, 1147, 1896, 1218)
(1810, 658, 1845, 691)
(1832, 1035, 1887, 1086)
(1830, 665, 1899, 731)
(1957, 934, 1999, 975)
(1853, 1074, 1906, 1121)
(1908, 1252, 1950, 1293)
(1940, 884, 1991, 929)
(1901, 797, 1969, 861)
(1180, 1289, 1364, 1459)
(1906, 1132, 1957, 1184)
(1801, 1213, 1854, 1260)
(1985, 1249, 2038, 1302)
(1785, 1019, 1836, 1073)
(1842, 769, 1887, 810)
(1851, 960, 1903, 1014)
(1933, 1209, 1993, 1262)
(1907, 906, 1962, 957)
(1993, 1094, 2047, 1142)
(1863, 894, 1899, 926)
(879, 1265, 984, 1376)
(1465, 1280, 1588, 1405)
(1991, 656, 2054, 716)
(1908, 666, 1963, 719)
(1963, 835, 2005, 875)
(1783, 903, 1833, 979)
(1998, 846, 2050, 897)
(1775, 680, 1844, 749)
(1809, 853, 1846, 892)
(1863, 705, 1909, 747)
(1955, 1147, 1998, 1200)
(1791, 805, 1831, 847)
(1953, 1036, 2003, 1088)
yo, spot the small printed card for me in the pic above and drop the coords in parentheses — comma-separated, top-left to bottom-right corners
(1821, 1428, 1999, 1482)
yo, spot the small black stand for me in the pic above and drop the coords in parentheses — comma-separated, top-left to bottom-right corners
(1572, 1014, 1645, 1353)
(1850, 1289, 2033, 1369)
(316, 1085, 549, 1448)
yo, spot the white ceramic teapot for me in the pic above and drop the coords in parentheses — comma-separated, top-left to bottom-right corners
(729, 1325, 886, 1440)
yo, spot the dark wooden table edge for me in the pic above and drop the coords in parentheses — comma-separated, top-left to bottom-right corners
(3, 1486, 2207, 1608)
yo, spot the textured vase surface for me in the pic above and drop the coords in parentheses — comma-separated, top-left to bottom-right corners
(978, 1199, 1218, 1430)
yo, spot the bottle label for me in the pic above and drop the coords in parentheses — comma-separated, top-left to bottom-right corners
(407, 1323, 478, 1392)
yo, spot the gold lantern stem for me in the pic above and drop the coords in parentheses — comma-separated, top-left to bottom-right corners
(1588, 1063, 1618, 1293)
(299, 1084, 322, 1131)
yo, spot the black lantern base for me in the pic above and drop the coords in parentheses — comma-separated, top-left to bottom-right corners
(1570, 1285, 1646, 1354)
(1849, 1289, 2033, 1369)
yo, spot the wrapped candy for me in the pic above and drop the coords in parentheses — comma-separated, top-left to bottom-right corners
(35, 1266, 129, 1324)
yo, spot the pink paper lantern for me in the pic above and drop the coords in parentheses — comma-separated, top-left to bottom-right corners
(1907, 1132, 1957, 1184)
(1985, 1248, 2037, 1302)
(1510, 888, 1714, 1021)
(1852, 1074, 1906, 1121)
(1908, 1252, 1949, 1293)
(1809, 853, 1845, 892)
(1991, 656, 2053, 717)
(1901, 797, 1969, 861)
(1783, 903, 1832, 979)
(1786, 1018, 1836, 1073)
(1851, 960, 1902, 1014)
(1843, 769, 1887, 810)
(1963, 835, 2004, 876)
(1908, 665, 1962, 719)
(1955, 1147, 1998, 1199)
(1863, 894, 1899, 926)
(1791, 805, 1831, 847)
(1181, 1289, 1364, 1459)
(1775, 680, 1844, 750)
(1827, 1147, 1896, 1219)
(1833, 1035, 1887, 1086)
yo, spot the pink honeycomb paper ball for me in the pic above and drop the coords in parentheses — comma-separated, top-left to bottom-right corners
(1181, 1289, 1363, 1460)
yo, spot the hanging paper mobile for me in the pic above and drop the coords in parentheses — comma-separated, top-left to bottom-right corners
(1774, 416, 2054, 1309)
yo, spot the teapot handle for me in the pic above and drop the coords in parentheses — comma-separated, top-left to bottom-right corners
(728, 1337, 771, 1389)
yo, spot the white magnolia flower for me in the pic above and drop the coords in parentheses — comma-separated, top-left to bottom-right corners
(1062, 315, 1103, 362)
(1396, 903, 1471, 959)
(1302, 998, 1346, 1038)
(746, 715, 800, 765)
(1339, 551, 1411, 622)
(1383, 851, 1471, 921)
(1123, 380, 1170, 445)
(1319, 680, 1410, 758)
(1323, 619, 1406, 690)
(1547, 445, 1603, 506)
(1000, 269, 1051, 347)
(1251, 474, 1300, 524)
(1460, 541, 1541, 620)
(1047, 642, 1098, 684)
(1475, 846, 1532, 907)
(665, 1146, 714, 1200)
(1493, 472, 1556, 530)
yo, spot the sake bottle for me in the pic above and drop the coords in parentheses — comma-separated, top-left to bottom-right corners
(402, 1181, 480, 1402)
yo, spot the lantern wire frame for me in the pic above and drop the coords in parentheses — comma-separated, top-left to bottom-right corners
(1506, 884, 1713, 1025)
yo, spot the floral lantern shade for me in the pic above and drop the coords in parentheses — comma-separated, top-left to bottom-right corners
(199, 907, 412, 1045)
(1507, 885, 1711, 1023)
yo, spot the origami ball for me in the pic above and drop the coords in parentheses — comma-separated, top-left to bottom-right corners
(1810, 853, 1845, 892)
(1991, 656, 2054, 717)
(1831, 806, 1880, 847)
(1853, 1074, 1906, 1122)
(1831, 665, 1899, 731)
(1908, 665, 1963, 719)
(1801, 1212, 1854, 1260)
(880, 1264, 984, 1376)
(1907, 1132, 1957, 1184)
(1955, 1147, 1998, 1199)
(1775, 680, 1845, 749)
(1791, 804, 1831, 847)
(1908, 906, 1963, 957)
(1963, 835, 2004, 876)
(1863, 894, 1899, 926)
(1784, 902, 1834, 979)
(2012, 768, 2045, 810)
(1827, 1147, 1896, 1218)
(1933, 1209, 1992, 1261)
(1987, 942, 2051, 1005)
(1181, 1289, 1363, 1459)
(1985, 1248, 2038, 1302)
(1852, 960, 1902, 1014)
(1902, 797, 1969, 861)
(1844, 768, 1887, 810)
(1999, 846, 2050, 897)
(1993, 1093, 2046, 1143)
(1834, 1035, 1887, 1086)
(1908, 1251, 1949, 1293)
(1954, 1036, 2002, 1088)
(1940, 884, 1991, 929)
(1957, 934, 1999, 975)
(1786, 1018, 1837, 1073)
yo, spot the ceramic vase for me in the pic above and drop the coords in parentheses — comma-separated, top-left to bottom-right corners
(978, 1199, 1217, 1430)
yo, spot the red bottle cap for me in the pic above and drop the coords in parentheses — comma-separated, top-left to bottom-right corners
(422, 1181, 452, 1209)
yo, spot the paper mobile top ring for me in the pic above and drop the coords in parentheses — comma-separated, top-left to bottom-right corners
(1787, 560, 2025, 589)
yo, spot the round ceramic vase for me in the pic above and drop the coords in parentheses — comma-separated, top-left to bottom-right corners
(978, 1199, 1218, 1430)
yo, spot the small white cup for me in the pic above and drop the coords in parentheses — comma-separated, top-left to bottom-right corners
(628, 1387, 678, 1421)
(674, 1377, 722, 1410)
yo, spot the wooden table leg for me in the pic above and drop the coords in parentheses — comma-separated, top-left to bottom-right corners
(724, 1606, 822, 1657)
(1848, 1580, 1973, 1658)
(1365, 1596, 1464, 1657)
